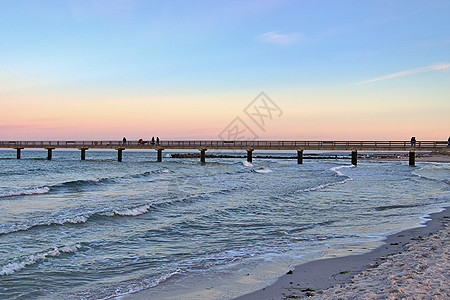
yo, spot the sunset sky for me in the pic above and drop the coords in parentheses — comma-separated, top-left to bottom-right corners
(1, 0, 449, 141)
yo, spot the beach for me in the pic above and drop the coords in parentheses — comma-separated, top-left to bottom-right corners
(236, 203, 449, 300)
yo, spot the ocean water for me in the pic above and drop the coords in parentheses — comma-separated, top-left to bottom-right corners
(0, 150, 448, 299)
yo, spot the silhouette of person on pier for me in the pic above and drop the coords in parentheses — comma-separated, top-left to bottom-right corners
(151, 137, 155, 146)
(410, 136, 416, 147)
(448, 137, 450, 147)
(123, 137, 127, 145)
(156, 137, 160, 146)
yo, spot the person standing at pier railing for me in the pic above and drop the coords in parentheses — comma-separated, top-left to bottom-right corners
(123, 137, 127, 145)
(156, 137, 160, 146)
(410, 137, 416, 147)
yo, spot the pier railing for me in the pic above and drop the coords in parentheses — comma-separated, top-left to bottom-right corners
(2, 140, 448, 165)
(0, 140, 448, 150)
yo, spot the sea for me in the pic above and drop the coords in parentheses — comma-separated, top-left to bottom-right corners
(0, 149, 449, 299)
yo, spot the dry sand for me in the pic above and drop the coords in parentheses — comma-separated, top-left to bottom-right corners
(235, 208, 449, 300)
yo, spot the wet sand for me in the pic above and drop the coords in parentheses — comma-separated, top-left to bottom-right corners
(235, 208, 449, 299)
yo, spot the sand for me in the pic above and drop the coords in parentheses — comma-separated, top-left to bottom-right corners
(235, 208, 449, 300)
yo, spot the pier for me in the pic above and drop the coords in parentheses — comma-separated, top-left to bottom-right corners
(1, 140, 449, 166)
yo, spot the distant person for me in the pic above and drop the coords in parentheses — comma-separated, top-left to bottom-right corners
(156, 137, 160, 146)
(123, 137, 127, 145)
(410, 136, 416, 147)
(138, 138, 143, 145)
(448, 136, 450, 147)
(151, 137, 155, 146)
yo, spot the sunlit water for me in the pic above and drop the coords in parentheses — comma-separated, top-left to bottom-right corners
(0, 150, 448, 299)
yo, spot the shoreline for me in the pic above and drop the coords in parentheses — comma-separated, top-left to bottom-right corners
(235, 207, 449, 299)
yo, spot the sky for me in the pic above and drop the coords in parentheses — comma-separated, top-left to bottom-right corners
(1, 0, 449, 141)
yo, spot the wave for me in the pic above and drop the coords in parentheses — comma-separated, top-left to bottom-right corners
(252, 168, 273, 174)
(0, 215, 89, 235)
(295, 165, 354, 193)
(0, 187, 50, 198)
(242, 161, 254, 167)
(375, 204, 422, 211)
(100, 204, 152, 217)
(0, 204, 152, 235)
(15, 170, 169, 195)
(102, 270, 181, 300)
(330, 165, 354, 176)
(0, 244, 81, 276)
(53, 177, 112, 190)
(431, 192, 450, 201)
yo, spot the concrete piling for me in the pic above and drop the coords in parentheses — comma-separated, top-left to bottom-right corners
(157, 149, 163, 162)
(46, 148, 54, 160)
(15, 148, 22, 159)
(409, 151, 415, 166)
(351, 150, 357, 166)
(297, 150, 303, 164)
(80, 148, 88, 160)
(117, 149, 123, 162)
(247, 149, 253, 163)
(200, 149, 206, 163)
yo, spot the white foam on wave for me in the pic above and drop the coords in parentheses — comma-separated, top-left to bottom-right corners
(296, 165, 354, 193)
(253, 168, 273, 174)
(0, 215, 89, 235)
(1, 204, 153, 235)
(295, 178, 353, 193)
(0, 244, 81, 276)
(105, 270, 181, 299)
(101, 204, 151, 217)
(242, 161, 254, 167)
(0, 187, 50, 198)
(330, 165, 354, 176)
(53, 215, 89, 225)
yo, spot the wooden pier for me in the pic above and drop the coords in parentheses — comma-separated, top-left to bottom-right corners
(1, 140, 449, 166)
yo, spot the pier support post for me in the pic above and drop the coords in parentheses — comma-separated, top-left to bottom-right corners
(117, 148, 124, 162)
(80, 148, 88, 160)
(247, 149, 253, 163)
(409, 151, 415, 166)
(351, 150, 357, 166)
(200, 149, 206, 163)
(157, 149, 163, 162)
(46, 148, 54, 160)
(297, 150, 303, 164)
(15, 148, 23, 159)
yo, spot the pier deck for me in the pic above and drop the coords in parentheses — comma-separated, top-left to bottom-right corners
(1, 140, 449, 165)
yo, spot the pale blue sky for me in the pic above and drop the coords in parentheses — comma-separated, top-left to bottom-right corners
(1, 0, 449, 140)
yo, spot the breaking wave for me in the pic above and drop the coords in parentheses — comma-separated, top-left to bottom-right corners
(252, 168, 273, 174)
(0, 187, 50, 198)
(100, 204, 152, 217)
(0, 244, 81, 276)
(242, 161, 254, 167)
(0, 204, 152, 235)
(295, 165, 354, 193)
